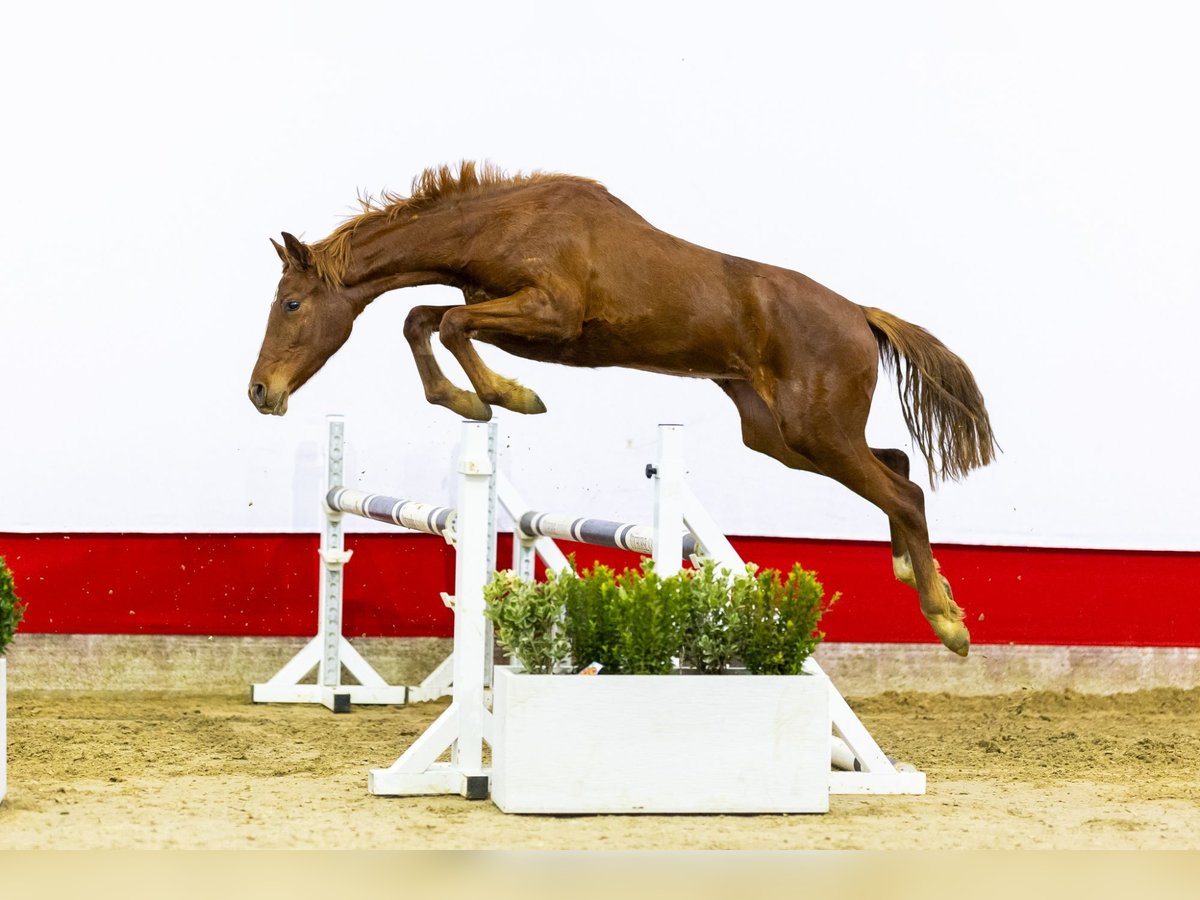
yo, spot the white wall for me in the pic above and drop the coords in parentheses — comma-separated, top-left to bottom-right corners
(1, 1, 1197, 551)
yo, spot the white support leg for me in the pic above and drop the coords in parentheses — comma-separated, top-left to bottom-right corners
(251, 635, 411, 707)
(823, 668, 926, 794)
(679, 482, 744, 572)
(650, 424, 685, 576)
(449, 422, 494, 780)
(253, 636, 322, 691)
(369, 420, 496, 799)
(316, 415, 350, 711)
(483, 424, 498, 690)
(406, 652, 456, 704)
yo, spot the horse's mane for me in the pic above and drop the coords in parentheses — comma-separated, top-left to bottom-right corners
(310, 161, 600, 286)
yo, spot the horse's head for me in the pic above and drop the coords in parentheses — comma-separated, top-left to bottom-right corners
(248, 233, 358, 415)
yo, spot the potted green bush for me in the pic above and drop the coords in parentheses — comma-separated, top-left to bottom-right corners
(484, 559, 838, 814)
(1, 555, 27, 805)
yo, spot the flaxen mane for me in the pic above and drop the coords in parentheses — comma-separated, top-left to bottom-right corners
(309, 161, 601, 285)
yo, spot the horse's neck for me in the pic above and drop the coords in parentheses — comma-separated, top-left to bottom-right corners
(342, 210, 467, 300)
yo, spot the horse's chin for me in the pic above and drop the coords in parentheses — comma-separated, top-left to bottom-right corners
(252, 390, 289, 416)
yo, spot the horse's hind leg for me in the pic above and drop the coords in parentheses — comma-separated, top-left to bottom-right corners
(717, 380, 921, 589)
(403, 305, 493, 420)
(871, 448, 920, 586)
(763, 379, 970, 655)
(870, 449, 955, 611)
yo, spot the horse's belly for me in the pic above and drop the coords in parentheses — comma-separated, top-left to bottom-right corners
(484, 321, 740, 378)
(484, 332, 625, 367)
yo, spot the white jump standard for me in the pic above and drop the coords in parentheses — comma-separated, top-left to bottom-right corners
(367, 419, 497, 799)
(500, 425, 925, 798)
(250, 416, 462, 713)
(256, 414, 925, 801)
(360, 419, 925, 802)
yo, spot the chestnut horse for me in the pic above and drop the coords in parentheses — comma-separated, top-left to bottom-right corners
(249, 163, 996, 655)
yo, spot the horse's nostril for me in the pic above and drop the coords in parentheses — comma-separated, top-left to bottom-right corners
(251, 382, 267, 405)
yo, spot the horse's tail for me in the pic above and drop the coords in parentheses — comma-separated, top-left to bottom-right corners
(861, 306, 998, 484)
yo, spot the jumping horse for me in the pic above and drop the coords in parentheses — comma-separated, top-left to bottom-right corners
(249, 162, 997, 655)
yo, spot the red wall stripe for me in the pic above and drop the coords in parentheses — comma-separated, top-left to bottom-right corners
(1, 533, 1196, 647)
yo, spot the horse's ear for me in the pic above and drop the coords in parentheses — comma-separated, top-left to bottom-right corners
(270, 237, 287, 265)
(280, 232, 312, 270)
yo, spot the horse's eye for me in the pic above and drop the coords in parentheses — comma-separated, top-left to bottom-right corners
(285, 300, 301, 311)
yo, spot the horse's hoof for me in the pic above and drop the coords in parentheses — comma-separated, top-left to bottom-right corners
(931, 617, 970, 657)
(451, 392, 493, 421)
(496, 385, 547, 415)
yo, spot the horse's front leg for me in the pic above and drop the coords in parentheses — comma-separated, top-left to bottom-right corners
(438, 287, 583, 415)
(403, 305, 493, 420)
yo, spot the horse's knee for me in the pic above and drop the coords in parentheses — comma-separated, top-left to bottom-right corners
(421, 381, 450, 405)
(438, 307, 468, 347)
(403, 306, 440, 344)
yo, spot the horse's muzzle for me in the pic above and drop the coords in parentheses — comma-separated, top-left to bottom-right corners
(249, 382, 288, 416)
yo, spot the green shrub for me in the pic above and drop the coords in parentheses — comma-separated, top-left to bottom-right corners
(482, 569, 570, 674)
(735, 563, 837, 675)
(679, 559, 743, 674)
(484, 557, 835, 677)
(0, 555, 26, 655)
(559, 561, 622, 673)
(611, 562, 689, 675)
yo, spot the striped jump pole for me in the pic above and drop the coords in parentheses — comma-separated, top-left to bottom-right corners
(516, 512, 698, 560)
(501, 424, 714, 581)
(326, 488, 456, 539)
